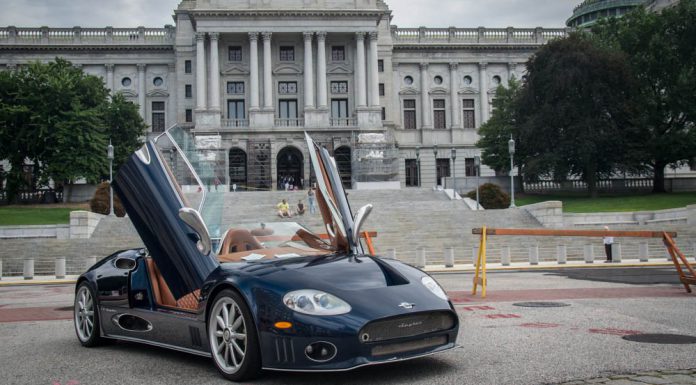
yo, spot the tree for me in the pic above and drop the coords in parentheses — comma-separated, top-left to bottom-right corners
(593, 1, 696, 192)
(476, 77, 521, 175)
(102, 93, 147, 171)
(515, 33, 637, 198)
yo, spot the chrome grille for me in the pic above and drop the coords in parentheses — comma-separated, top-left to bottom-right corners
(359, 311, 456, 343)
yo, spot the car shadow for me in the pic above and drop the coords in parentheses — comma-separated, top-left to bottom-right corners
(540, 267, 682, 285)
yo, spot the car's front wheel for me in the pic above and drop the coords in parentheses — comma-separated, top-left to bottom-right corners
(74, 282, 104, 347)
(208, 289, 261, 382)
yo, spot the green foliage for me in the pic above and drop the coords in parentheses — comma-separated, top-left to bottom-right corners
(467, 183, 511, 209)
(476, 77, 521, 174)
(593, 1, 696, 192)
(516, 192, 696, 213)
(89, 181, 126, 217)
(515, 33, 636, 197)
(0, 58, 146, 202)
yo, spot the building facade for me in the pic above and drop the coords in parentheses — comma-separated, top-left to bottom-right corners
(0, 0, 570, 191)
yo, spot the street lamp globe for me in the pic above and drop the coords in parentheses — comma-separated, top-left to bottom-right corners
(107, 142, 114, 160)
(508, 137, 515, 155)
(107, 140, 115, 216)
(508, 136, 517, 208)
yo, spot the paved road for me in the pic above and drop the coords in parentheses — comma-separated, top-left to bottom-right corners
(0, 267, 695, 385)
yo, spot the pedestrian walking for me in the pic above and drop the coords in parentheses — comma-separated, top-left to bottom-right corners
(603, 226, 614, 263)
(307, 188, 316, 214)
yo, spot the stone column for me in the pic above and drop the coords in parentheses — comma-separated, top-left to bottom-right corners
(105, 64, 114, 93)
(137, 63, 146, 119)
(209, 32, 221, 111)
(355, 32, 367, 107)
(368, 32, 380, 107)
(195, 32, 207, 110)
(420, 62, 431, 128)
(167, 63, 177, 128)
(316, 31, 328, 109)
(449, 62, 460, 129)
(303, 32, 315, 108)
(508, 62, 517, 82)
(479, 62, 489, 124)
(262, 32, 273, 109)
(249, 33, 260, 110)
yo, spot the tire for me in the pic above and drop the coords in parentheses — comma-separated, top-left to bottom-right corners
(74, 282, 104, 347)
(208, 289, 262, 382)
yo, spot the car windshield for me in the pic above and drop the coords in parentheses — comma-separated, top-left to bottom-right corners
(153, 126, 335, 262)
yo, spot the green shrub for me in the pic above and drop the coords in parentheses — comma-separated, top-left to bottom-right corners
(90, 182, 126, 217)
(467, 183, 511, 209)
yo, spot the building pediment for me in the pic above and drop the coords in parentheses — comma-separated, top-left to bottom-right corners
(399, 87, 420, 95)
(117, 89, 138, 98)
(147, 89, 170, 97)
(458, 87, 479, 95)
(429, 87, 448, 95)
(273, 63, 303, 75)
(221, 63, 250, 75)
(327, 64, 353, 74)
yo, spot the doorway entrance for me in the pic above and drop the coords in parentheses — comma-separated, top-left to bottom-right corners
(277, 147, 304, 190)
(334, 146, 352, 189)
(228, 148, 247, 191)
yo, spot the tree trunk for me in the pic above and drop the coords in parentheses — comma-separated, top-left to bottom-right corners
(652, 162, 666, 193)
(586, 166, 598, 198)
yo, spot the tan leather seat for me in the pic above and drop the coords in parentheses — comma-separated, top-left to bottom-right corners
(220, 229, 263, 255)
(146, 258, 199, 311)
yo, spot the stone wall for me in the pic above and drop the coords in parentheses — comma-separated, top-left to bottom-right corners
(69, 211, 105, 239)
(521, 201, 564, 228)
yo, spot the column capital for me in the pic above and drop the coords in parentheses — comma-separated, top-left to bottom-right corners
(368, 31, 379, 41)
(261, 32, 272, 41)
(303, 31, 314, 41)
(419, 62, 429, 71)
(316, 31, 327, 41)
(195, 32, 206, 41)
(355, 32, 366, 40)
(137, 63, 146, 71)
(479, 62, 488, 70)
(104, 63, 114, 71)
(248, 32, 259, 42)
(449, 62, 459, 70)
(209, 32, 220, 40)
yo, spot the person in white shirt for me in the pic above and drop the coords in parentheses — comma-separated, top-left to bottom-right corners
(603, 226, 614, 263)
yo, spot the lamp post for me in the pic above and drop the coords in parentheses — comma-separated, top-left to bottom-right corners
(432, 144, 438, 187)
(415, 146, 421, 187)
(107, 140, 115, 216)
(474, 155, 481, 210)
(450, 147, 457, 196)
(508, 135, 516, 208)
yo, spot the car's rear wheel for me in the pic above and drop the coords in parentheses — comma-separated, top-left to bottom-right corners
(74, 282, 104, 347)
(208, 289, 261, 381)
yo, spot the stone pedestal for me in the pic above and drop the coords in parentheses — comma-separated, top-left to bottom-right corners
(501, 247, 511, 266)
(639, 242, 649, 262)
(557, 245, 567, 265)
(356, 107, 383, 129)
(55, 257, 66, 279)
(444, 247, 454, 268)
(304, 108, 330, 128)
(23, 258, 34, 280)
(584, 244, 594, 263)
(416, 247, 426, 268)
(529, 244, 539, 265)
(250, 109, 274, 128)
(612, 243, 622, 263)
(195, 109, 221, 129)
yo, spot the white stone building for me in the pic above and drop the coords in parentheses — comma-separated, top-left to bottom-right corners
(0, 0, 570, 191)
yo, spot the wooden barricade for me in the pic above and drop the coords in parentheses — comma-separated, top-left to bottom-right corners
(471, 228, 694, 294)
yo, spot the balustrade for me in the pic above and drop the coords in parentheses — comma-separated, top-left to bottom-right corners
(391, 27, 568, 44)
(0, 26, 174, 45)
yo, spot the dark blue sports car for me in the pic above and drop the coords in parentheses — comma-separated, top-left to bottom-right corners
(74, 128, 459, 381)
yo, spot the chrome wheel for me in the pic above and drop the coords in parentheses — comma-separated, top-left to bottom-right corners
(209, 297, 248, 374)
(74, 285, 95, 342)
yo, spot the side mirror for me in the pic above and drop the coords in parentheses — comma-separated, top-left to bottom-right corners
(179, 207, 212, 255)
(352, 204, 373, 247)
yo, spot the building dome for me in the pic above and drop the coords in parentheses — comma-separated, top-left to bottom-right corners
(566, 0, 646, 28)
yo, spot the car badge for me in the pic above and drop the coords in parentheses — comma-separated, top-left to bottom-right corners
(398, 302, 415, 309)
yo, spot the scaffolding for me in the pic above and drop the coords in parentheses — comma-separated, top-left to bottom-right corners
(351, 131, 399, 184)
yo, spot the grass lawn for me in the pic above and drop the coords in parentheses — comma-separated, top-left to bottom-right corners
(0, 203, 89, 226)
(516, 192, 696, 213)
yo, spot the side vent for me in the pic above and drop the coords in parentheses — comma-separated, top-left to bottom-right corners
(189, 326, 202, 347)
(273, 337, 296, 364)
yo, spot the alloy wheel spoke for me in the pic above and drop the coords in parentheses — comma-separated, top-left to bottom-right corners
(86, 317, 93, 328)
(222, 304, 230, 327)
(224, 344, 230, 366)
(217, 340, 226, 353)
(231, 346, 239, 367)
(231, 316, 243, 331)
(216, 315, 225, 330)
(232, 340, 245, 357)
(234, 333, 246, 341)
(85, 310, 94, 317)
(78, 300, 84, 311)
(215, 330, 223, 337)
(230, 305, 237, 327)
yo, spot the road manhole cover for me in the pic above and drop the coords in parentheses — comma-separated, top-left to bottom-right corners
(622, 334, 696, 344)
(512, 302, 571, 308)
(55, 306, 73, 312)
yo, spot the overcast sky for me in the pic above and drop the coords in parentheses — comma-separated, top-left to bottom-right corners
(0, 0, 576, 28)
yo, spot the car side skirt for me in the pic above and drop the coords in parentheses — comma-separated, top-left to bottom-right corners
(101, 334, 212, 358)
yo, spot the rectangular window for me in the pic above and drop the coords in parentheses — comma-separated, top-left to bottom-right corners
(185, 84, 192, 98)
(378, 59, 384, 72)
(227, 100, 246, 120)
(228, 46, 243, 62)
(462, 99, 476, 129)
(403, 99, 417, 130)
(405, 159, 419, 187)
(331, 99, 349, 118)
(280, 46, 295, 61)
(151, 102, 166, 133)
(331, 46, 346, 61)
(227, 82, 245, 95)
(381, 107, 386, 121)
(433, 99, 446, 129)
(465, 158, 478, 177)
(185, 109, 193, 123)
(379, 83, 385, 96)
(278, 99, 298, 119)
(330, 81, 349, 94)
(278, 81, 298, 95)
(184, 60, 192, 74)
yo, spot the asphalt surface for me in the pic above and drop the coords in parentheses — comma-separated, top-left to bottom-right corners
(0, 267, 695, 385)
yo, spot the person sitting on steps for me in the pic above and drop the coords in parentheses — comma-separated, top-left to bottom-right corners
(296, 199, 306, 216)
(277, 199, 292, 218)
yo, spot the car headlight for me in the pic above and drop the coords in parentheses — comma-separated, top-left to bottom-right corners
(283, 290, 352, 316)
(421, 276, 448, 301)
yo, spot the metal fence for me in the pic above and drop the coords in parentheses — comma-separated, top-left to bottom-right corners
(0, 189, 63, 205)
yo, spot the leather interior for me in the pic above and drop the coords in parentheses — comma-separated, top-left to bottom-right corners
(145, 257, 199, 311)
(220, 229, 263, 254)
